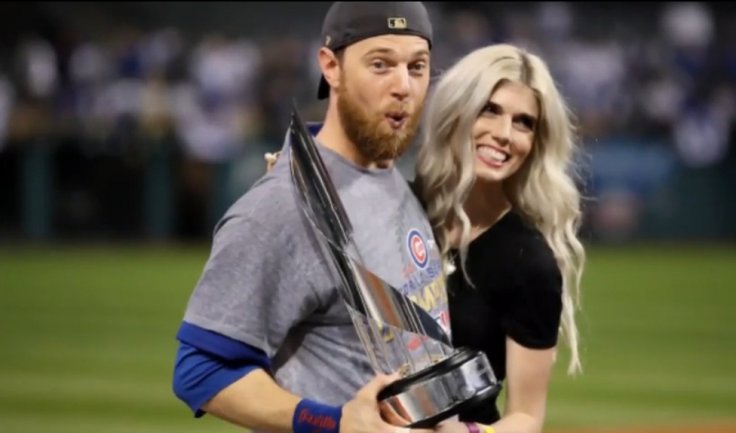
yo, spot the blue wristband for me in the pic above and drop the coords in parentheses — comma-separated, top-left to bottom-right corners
(293, 398, 342, 433)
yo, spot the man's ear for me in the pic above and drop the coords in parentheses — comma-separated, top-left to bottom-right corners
(319, 47, 341, 93)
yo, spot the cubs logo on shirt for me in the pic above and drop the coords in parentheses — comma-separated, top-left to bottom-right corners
(406, 228, 428, 270)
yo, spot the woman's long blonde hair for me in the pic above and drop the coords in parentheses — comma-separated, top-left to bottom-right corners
(414, 44, 586, 374)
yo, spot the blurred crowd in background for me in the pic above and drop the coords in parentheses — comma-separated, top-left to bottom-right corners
(0, 1, 734, 242)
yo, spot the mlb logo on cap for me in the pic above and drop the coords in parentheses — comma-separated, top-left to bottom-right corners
(388, 17, 408, 29)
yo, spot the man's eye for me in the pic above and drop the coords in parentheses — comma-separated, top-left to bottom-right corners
(371, 60, 387, 69)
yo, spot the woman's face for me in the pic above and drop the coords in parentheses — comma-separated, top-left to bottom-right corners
(471, 80, 539, 184)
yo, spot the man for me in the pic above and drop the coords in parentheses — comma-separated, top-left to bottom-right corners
(172, 3, 450, 433)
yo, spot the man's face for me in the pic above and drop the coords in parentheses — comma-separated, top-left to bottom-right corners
(335, 34, 431, 163)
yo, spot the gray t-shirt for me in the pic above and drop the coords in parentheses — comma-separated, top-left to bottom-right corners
(182, 125, 450, 408)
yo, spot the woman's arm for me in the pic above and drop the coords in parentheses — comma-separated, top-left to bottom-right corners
(489, 338, 556, 433)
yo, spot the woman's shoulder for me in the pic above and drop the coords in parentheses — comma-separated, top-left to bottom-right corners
(484, 211, 560, 280)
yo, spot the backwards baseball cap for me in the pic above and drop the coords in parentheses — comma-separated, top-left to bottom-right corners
(317, 1, 434, 100)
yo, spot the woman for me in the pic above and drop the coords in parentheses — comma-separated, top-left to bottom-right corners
(265, 42, 586, 433)
(413, 43, 585, 433)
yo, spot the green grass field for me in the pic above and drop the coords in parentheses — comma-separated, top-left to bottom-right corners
(1, 244, 735, 433)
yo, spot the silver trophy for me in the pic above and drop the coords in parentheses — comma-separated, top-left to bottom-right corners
(287, 105, 501, 428)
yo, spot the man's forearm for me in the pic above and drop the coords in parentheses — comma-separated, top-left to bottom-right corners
(202, 368, 302, 433)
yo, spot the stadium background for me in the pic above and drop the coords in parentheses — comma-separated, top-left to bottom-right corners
(0, 2, 734, 432)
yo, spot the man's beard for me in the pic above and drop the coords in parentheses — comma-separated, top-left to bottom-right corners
(336, 86, 423, 163)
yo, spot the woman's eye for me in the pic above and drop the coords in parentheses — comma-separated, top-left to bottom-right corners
(482, 102, 501, 115)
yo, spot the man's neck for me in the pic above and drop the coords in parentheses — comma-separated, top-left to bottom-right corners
(315, 108, 393, 170)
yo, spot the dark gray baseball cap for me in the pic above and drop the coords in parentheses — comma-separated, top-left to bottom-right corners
(317, 1, 434, 100)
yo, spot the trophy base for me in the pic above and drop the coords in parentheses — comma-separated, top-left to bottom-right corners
(377, 347, 502, 428)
